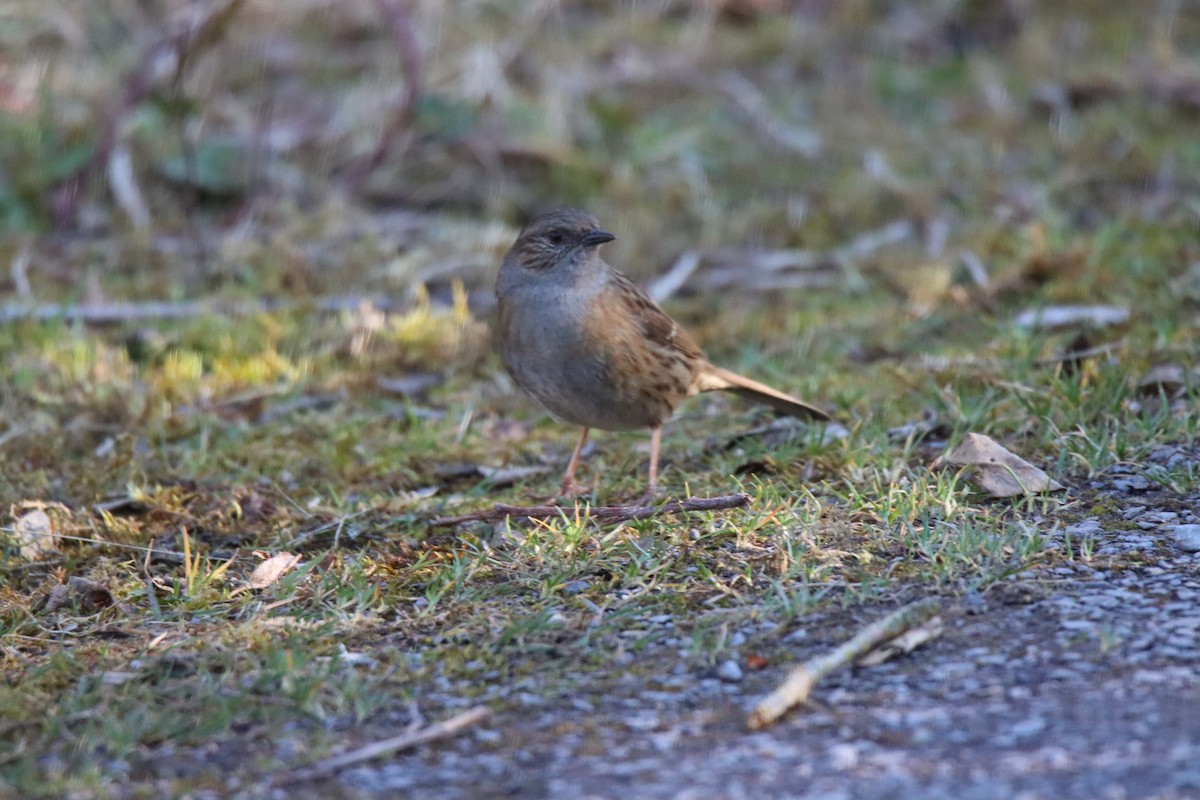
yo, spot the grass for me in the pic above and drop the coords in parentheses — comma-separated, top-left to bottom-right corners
(2, 1, 1199, 797)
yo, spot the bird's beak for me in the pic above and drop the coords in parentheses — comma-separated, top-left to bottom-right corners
(581, 229, 616, 247)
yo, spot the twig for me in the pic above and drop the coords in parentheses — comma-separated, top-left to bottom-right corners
(281, 706, 492, 784)
(107, 143, 151, 229)
(0, 294, 406, 325)
(431, 493, 751, 528)
(747, 598, 942, 730)
(10, 243, 31, 299)
(699, 219, 914, 293)
(342, 0, 424, 191)
(717, 72, 822, 157)
(51, 0, 249, 226)
(647, 251, 701, 304)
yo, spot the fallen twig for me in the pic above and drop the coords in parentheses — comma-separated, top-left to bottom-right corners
(51, 0, 249, 226)
(0, 294, 406, 325)
(281, 706, 491, 784)
(747, 598, 942, 730)
(342, 0, 423, 191)
(717, 72, 822, 157)
(431, 493, 751, 528)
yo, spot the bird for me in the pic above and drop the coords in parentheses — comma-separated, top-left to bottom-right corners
(495, 208, 831, 499)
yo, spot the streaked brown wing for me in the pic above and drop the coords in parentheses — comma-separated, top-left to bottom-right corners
(611, 271, 705, 362)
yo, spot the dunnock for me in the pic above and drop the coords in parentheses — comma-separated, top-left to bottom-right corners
(496, 208, 831, 498)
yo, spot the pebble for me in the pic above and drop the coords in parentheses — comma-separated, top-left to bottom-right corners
(1113, 474, 1152, 493)
(1171, 525, 1200, 552)
(717, 660, 744, 682)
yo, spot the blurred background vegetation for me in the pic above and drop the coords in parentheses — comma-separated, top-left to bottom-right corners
(1, 0, 1198, 506)
(5, 1, 1197, 291)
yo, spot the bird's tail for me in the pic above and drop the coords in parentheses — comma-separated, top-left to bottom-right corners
(694, 365, 832, 421)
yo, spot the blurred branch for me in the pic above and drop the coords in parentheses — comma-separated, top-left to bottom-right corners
(649, 220, 916, 300)
(717, 72, 822, 158)
(281, 706, 492, 784)
(0, 295, 406, 325)
(748, 599, 942, 730)
(51, 0, 249, 228)
(342, 0, 424, 192)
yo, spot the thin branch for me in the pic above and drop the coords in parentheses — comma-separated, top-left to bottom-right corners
(747, 598, 942, 730)
(647, 251, 701, 304)
(51, 0, 249, 226)
(431, 493, 751, 528)
(342, 0, 424, 191)
(0, 294, 406, 325)
(717, 72, 822, 157)
(280, 706, 492, 784)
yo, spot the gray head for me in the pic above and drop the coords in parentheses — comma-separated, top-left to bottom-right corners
(505, 208, 616, 273)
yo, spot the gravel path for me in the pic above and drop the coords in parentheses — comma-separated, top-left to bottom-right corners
(279, 472, 1200, 800)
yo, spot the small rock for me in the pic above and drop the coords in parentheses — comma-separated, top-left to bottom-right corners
(1010, 716, 1047, 738)
(716, 660, 744, 682)
(1171, 525, 1200, 552)
(1113, 474, 1152, 493)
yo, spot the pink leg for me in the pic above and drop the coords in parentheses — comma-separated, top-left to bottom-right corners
(560, 427, 590, 496)
(646, 427, 661, 498)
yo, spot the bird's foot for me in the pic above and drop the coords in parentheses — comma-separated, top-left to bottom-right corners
(556, 478, 591, 501)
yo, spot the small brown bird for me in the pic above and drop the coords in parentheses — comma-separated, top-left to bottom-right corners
(496, 208, 831, 498)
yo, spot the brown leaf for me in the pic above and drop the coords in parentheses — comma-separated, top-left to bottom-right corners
(1138, 364, 1196, 397)
(43, 584, 71, 613)
(745, 654, 770, 671)
(247, 552, 302, 590)
(44, 576, 115, 613)
(941, 433, 1064, 497)
(69, 576, 115, 610)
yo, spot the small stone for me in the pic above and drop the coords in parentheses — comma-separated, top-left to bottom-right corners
(1010, 716, 1047, 738)
(1113, 474, 1153, 493)
(716, 660, 744, 682)
(1171, 525, 1200, 552)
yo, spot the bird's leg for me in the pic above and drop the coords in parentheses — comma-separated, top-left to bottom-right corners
(559, 427, 590, 497)
(647, 426, 661, 498)
(626, 426, 662, 506)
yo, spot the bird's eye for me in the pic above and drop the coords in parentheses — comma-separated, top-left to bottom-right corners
(546, 231, 564, 245)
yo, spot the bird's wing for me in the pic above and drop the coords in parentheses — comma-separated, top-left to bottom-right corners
(611, 271, 705, 361)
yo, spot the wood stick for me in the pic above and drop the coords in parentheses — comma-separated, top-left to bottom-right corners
(431, 493, 751, 528)
(282, 706, 491, 784)
(0, 294, 405, 325)
(341, 0, 423, 191)
(747, 598, 941, 730)
(51, 0, 249, 226)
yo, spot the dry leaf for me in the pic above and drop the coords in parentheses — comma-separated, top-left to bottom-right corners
(942, 433, 1064, 497)
(247, 552, 302, 589)
(1138, 364, 1196, 397)
(44, 576, 115, 613)
(69, 576, 115, 609)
